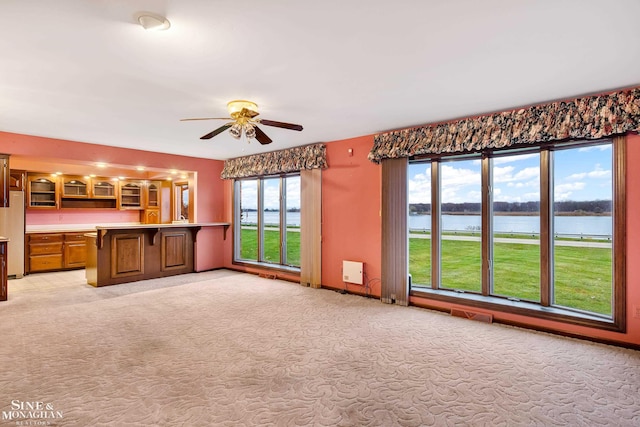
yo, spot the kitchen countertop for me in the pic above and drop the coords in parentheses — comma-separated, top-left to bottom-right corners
(95, 222, 230, 230)
(26, 223, 140, 233)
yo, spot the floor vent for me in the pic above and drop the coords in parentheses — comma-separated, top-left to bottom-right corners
(450, 308, 493, 324)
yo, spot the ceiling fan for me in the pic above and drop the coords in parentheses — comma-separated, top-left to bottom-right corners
(180, 100, 303, 145)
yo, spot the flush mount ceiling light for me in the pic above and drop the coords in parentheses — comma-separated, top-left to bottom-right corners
(135, 12, 171, 31)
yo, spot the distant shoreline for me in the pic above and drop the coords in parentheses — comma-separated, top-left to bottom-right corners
(410, 212, 612, 217)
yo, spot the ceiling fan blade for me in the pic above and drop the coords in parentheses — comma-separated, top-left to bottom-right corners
(180, 117, 230, 121)
(200, 124, 232, 140)
(254, 126, 273, 145)
(259, 119, 303, 131)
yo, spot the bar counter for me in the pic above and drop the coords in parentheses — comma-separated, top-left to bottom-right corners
(85, 222, 229, 287)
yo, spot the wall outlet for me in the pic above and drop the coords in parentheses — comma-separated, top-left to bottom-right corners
(634, 305, 640, 319)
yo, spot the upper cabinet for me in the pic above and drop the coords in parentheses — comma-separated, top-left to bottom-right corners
(146, 181, 160, 208)
(27, 174, 59, 209)
(119, 181, 142, 209)
(61, 176, 89, 198)
(0, 154, 9, 207)
(91, 178, 116, 199)
(10, 170, 26, 191)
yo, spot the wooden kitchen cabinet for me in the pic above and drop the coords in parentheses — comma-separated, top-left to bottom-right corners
(26, 232, 90, 273)
(0, 154, 9, 207)
(64, 233, 87, 268)
(10, 170, 26, 191)
(61, 176, 89, 197)
(91, 178, 116, 198)
(141, 181, 161, 224)
(142, 208, 160, 224)
(119, 181, 142, 209)
(27, 174, 59, 208)
(27, 233, 64, 272)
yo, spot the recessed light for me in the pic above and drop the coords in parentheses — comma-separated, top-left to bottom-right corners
(136, 166, 145, 171)
(96, 163, 107, 168)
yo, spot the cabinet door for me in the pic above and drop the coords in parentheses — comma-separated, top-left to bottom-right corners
(62, 176, 89, 198)
(147, 182, 160, 208)
(28, 175, 58, 208)
(119, 182, 142, 209)
(143, 209, 160, 224)
(92, 178, 116, 199)
(0, 155, 8, 208)
(64, 242, 87, 268)
(10, 170, 26, 191)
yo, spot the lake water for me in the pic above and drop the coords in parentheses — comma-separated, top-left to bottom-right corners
(242, 212, 612, 237)
(409, 214, 612, 237)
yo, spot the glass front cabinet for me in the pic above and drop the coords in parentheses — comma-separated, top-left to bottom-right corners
(27, 174, 59, 208)
(119, 181, 142, 209)
(61, 176, 89, 198)
(91, 178, 116, 199)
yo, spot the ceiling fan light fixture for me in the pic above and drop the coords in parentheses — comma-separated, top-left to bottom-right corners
(136, 12, 171, 31)
(229, 123, 242, 139)
(244, 124, 256, 140)
(227, 100, 258, 117)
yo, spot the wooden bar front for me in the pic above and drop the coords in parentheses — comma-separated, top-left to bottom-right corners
(85, 223, 227, 287)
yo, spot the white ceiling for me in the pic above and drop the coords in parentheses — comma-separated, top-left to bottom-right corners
(1, 0, 639, 161)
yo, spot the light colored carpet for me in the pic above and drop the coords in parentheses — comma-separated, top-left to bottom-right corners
(0, 269, 639, 426)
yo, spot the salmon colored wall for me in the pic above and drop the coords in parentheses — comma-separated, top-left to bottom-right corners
(221, 136, 382, 293)
(321, 136, 382, 296)
(0, 131, 226, 271)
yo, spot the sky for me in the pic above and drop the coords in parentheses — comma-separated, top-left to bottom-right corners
(409, 144, 612, 204)
(240, 175, 300, 210)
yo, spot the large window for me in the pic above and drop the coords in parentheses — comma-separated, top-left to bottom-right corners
(409, 139, 624, 329)
(234, 174, 301, 269)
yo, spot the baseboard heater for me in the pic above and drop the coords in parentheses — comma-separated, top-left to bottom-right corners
(450, 308, 493, 324)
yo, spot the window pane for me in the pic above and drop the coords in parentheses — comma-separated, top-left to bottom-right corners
(285, 176, 301, 267)
(440, 158, 482, 292)
(408, 162, 431, 287)
(491, 153, 541, 301)
(553, 144, 613, 316)
(239, 180, 258, 261)
(262, 178, 281, 263)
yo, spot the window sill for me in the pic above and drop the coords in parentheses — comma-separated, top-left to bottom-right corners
(232, 260, 301, 276)
(410, 286, 624, 333)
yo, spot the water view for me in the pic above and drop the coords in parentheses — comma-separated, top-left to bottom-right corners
(242, 211, 612, 238)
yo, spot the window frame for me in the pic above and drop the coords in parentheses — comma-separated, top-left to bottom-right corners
(233, 173, 301, 273)
(409, 137, 626, 332)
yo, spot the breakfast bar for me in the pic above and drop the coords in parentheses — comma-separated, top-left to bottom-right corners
(85, 222, 229, 287)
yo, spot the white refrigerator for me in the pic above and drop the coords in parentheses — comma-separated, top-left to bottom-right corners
(0, 191, 25, 278)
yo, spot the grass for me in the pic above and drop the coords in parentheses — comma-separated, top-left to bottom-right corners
(241, 228, 612, 316)
(409, 237, 611, 316)
(240, 228, 300, 267)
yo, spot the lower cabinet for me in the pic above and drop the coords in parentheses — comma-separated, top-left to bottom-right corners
(64, 233, 87, 268)
(27, 232, 89, 273)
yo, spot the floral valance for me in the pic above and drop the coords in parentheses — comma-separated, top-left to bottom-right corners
(368, 87, 640, 163)
(221, 143, 327, 179)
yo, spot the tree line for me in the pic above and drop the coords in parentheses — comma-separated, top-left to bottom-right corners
(410, 200, 612, 215)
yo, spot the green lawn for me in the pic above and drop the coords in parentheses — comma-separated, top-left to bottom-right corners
(240, 228, 300, 266)
(409, 237, 611, 315)
(241, 228, 612, 316)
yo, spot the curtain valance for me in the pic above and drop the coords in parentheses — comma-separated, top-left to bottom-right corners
(368, 87, 640, 163)
(221, 143, 327, 179)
